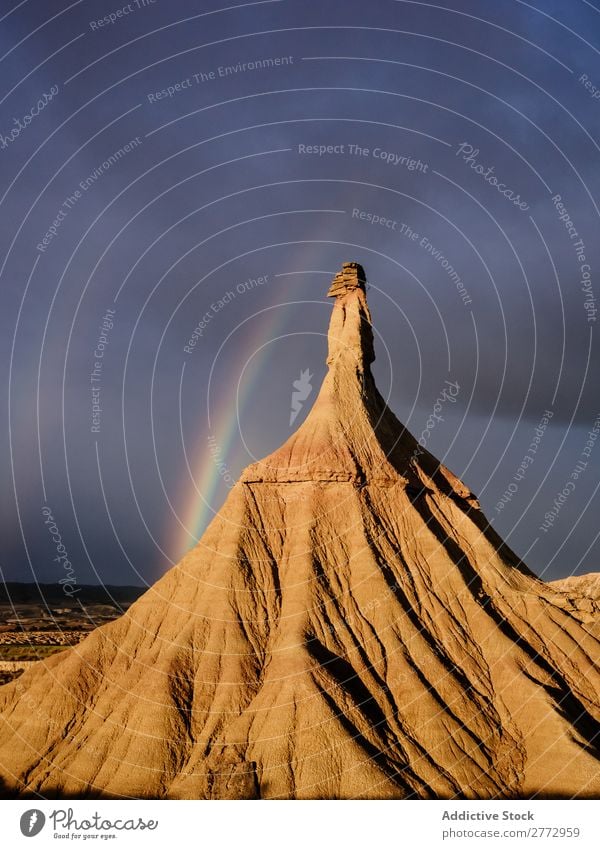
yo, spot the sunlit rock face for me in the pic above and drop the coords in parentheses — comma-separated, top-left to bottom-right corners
(1, 263, 599, 800)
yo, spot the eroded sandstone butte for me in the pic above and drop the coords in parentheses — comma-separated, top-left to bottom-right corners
(1, 262, 599, 799)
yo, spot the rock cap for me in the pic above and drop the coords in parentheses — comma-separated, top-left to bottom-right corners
(327, 261, 367, 297)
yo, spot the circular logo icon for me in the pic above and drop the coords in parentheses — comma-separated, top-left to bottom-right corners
(19, 810, 46, 837)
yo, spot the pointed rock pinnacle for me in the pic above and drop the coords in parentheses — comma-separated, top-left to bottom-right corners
(326, 261, 374, 368)
(327, 261, 367, 298)
(1, 261, 599, 802)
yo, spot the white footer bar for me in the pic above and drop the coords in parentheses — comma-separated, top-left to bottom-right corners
(1, 799, 598, 848)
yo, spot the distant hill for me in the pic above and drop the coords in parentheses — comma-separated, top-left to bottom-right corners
(0, 582, 145, 606)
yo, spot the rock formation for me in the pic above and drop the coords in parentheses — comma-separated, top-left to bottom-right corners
(1, 262, 599, 799)
(552, 573, 600, 602)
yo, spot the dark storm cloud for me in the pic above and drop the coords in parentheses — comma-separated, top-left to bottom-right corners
(1, 0, 599, 585)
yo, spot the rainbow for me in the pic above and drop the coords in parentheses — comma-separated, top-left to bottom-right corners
(172, 270, 332, 560)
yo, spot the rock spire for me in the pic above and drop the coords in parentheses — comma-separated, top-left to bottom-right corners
(1, 263, 599, 800)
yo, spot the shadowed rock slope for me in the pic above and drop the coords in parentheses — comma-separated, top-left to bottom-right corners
(1, 262, 599, 799)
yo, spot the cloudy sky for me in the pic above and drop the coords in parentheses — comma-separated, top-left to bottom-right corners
(1, 0, 600, 587)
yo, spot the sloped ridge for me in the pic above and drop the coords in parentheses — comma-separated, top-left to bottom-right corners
(1, 262, 599, 800)
(552, 572, 600, 601)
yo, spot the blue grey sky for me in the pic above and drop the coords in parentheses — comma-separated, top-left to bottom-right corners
(1, 0, 600, 586)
